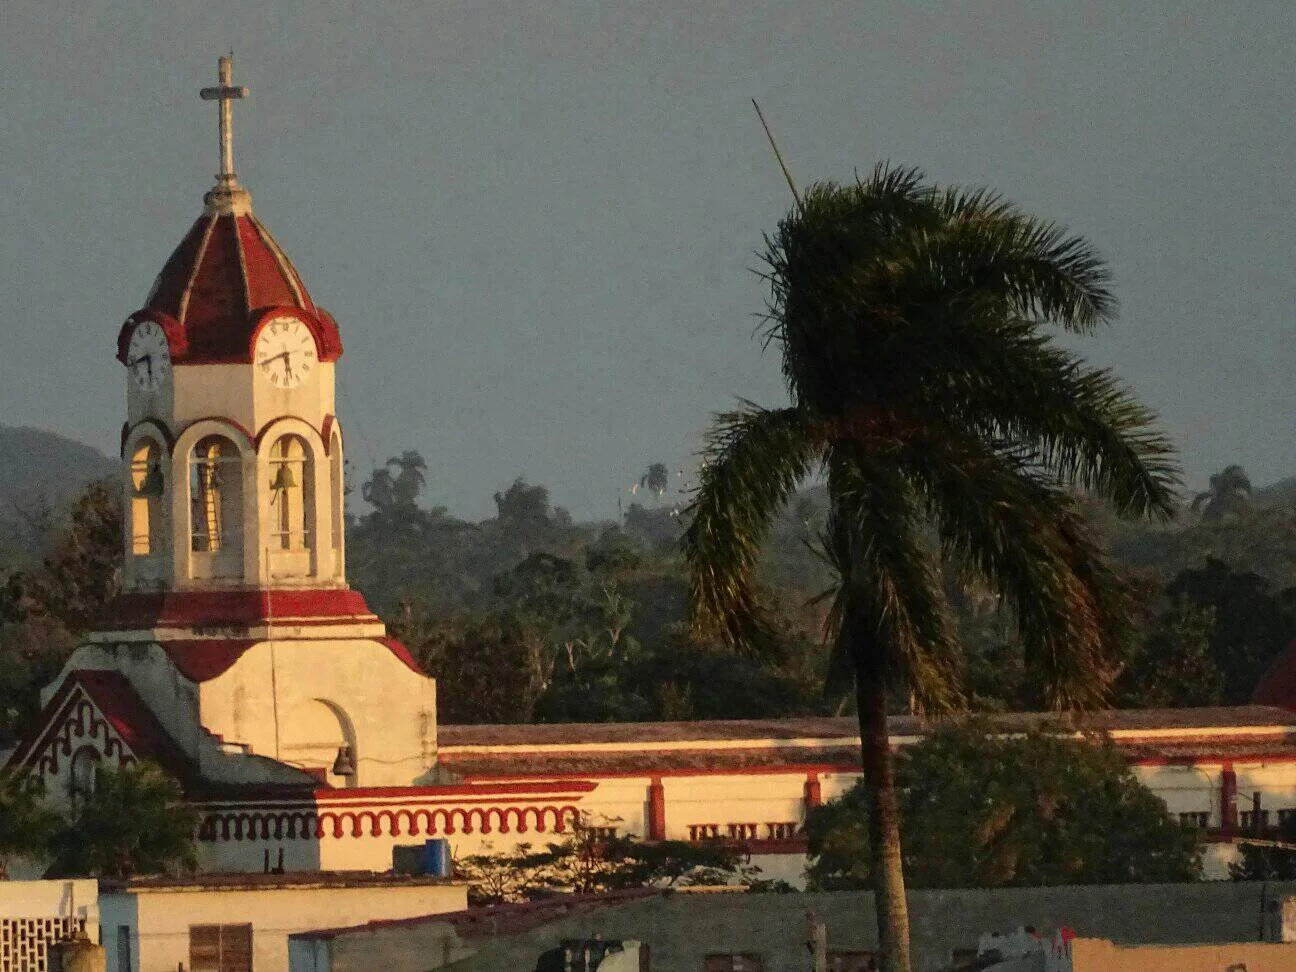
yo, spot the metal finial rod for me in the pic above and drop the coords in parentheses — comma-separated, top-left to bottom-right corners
(752, 99, 802, 211)
(200, 54, 249, 184)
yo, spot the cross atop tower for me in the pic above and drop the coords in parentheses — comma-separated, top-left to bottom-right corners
(200, 54, 249, 190)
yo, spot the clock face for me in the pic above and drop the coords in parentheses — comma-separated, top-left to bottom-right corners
(125, 321, 172, 392)
(255, 317, 316, 390)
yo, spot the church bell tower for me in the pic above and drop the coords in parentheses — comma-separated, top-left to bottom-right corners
(117, 55, 346, 594)
(53, 56, 440, 794)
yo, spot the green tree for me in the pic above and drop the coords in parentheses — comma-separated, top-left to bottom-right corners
(683, 169, 1177, 971)
(1191, 464, 1252, 523)
(0, 619, 77, 747)
(1230, 813, 1296, 881)
(0, 480, 123, 748)
(48, 762, 197, 879)
(641, 462, 670, 498)
(1116, 601, 1224, 708)
(361, 451, 427, 515)
(1163, 557, 1296, 702)
(0, 771, 59, 878)
(456, 819, 746, 904)
(806, 722, 1201, 890)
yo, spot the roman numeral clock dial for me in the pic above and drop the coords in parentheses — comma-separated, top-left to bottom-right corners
(126, 320, 172, 392)
(255, 317, 315, 389)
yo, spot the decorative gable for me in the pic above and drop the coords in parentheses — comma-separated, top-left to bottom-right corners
(6, 670, 196, 810)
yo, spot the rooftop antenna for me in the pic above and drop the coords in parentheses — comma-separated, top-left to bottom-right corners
(752, 99, 802, 211)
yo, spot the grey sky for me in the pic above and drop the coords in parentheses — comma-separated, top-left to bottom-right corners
(3, 2, 1294, 519)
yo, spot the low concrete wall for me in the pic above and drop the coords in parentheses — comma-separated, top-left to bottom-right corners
(306, 882, 1296, 972)
(1072, 937, 1296, 971)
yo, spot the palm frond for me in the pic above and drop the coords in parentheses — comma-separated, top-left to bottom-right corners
(682, 404, 825, 654)
(889, 312, 1180, 518)
(823, 454, 963, 715)
(931, 187, 1116, 330)
(900, 432, 1125, 709)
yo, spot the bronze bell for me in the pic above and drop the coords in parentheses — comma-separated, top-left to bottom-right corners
(331, 744, 356, 778)
(270, 464, 297, 491)
(137, 463, 165, 498)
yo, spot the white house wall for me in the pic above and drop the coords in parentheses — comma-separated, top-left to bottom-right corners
(102, 882, 466, 972)
(197, 639, 437, 786)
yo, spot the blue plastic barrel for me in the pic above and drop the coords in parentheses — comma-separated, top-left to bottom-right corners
(422, 837, 452, 877)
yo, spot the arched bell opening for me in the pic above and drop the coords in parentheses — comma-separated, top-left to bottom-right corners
(279, 698, 358, 789)
(127, 437, 168, 580)
(265, 433, 317, 581)
(188, 434, 245, 580)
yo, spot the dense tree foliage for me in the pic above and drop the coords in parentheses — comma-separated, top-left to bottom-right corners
(47, 761, 197, 879)
(455, 818, 767, 905)
(0, 770, 59, 878)
(3, 456, 1296, 745)
(806, 722, 1202, 890)
(352, 457, 829, 725)
(1230, 813, 1296, 881)
(0, 480, 121, 747)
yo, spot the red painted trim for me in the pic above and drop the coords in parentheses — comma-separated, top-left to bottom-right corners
(159, 640, 260, 683)
(1130, 754, 1296, 768)
(116, 310, 186, 364)
(6, 676, 83, 771)
(321, 415, 338, 453)
(101, 588, 379, 632)
(647, 778, 665, 840)
(804, 771, 823, 809)
(374, 637, 424, 675)
(1221, 762, 1237, 837)
(313, 780, 599, 800)
(196, 803, 584, 842)
(246, 307, 329, 365)
(7, 671, 195, 785)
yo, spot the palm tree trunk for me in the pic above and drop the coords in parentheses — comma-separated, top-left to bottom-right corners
(856, 660, 912, 972)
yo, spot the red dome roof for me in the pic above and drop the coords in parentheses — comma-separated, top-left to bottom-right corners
(117, 202, 342, 366)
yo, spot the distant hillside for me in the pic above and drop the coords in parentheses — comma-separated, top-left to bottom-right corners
(1257, 476, 1296, 508)
(0, 425, 118, 516)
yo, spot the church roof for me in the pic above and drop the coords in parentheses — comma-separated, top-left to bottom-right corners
(6, 669, 198, 785)
(116, 204, 343, 367)
(437, 706, 1296, 777)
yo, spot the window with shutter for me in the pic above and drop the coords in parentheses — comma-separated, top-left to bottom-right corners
(189, 924, 253, 972)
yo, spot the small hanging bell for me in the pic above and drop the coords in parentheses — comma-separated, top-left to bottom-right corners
(331, 744, 356, 778)
(137, 463, 165, 498)
(271, 464, 297, 491)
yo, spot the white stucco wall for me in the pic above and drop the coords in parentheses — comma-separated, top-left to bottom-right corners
(101, 881, 466, 972)
(199, 638, 437, 787)
(0, 879, 98, 930)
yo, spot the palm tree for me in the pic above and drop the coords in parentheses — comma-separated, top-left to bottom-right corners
(1191, 464, 1252, 522)
(683, 167, 1178, 972)
(49, 761, 197, 879)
